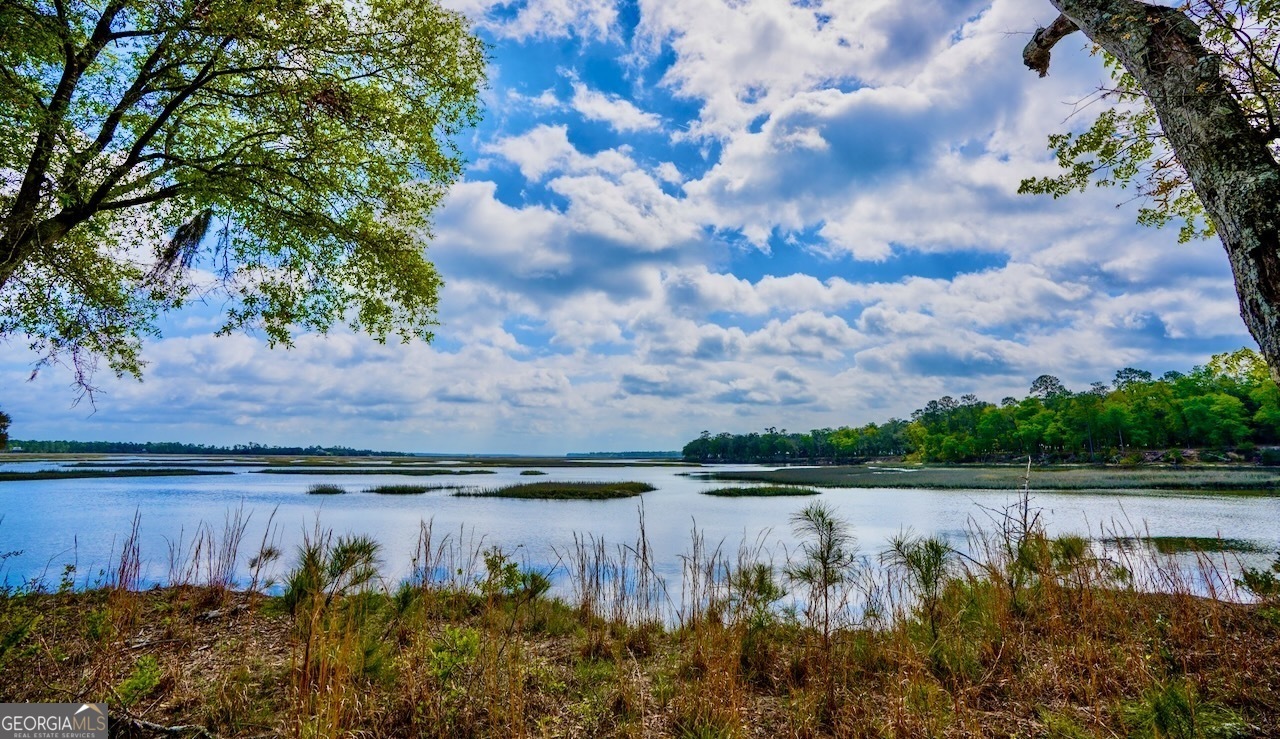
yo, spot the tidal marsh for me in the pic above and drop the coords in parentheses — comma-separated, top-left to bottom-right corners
(457, 481, 656, 500)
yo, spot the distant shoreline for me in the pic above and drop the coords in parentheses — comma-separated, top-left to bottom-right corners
(691, 462, 1280, 492)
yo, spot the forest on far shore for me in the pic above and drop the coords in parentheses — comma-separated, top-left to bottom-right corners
(683, 348, 1280, 464)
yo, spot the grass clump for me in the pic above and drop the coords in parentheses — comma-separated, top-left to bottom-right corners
(364, 484, 442, 495)
(457, 481, 655, 500)
(701, 485, 820, 497)
(1123, 680, 1248, 738)
(520, 470, 548, 476)
(307, 484, 346, 495)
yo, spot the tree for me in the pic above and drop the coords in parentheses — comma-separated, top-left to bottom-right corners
(1029, 374, 1067, 399)
(0, 0, 486, 391)
(0, 406, 9, 449)
(1020, 1, 1280, 382)
(1113, 367, 1153, 390)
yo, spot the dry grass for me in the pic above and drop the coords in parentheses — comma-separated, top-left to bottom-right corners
(0, 500, 1277, 737)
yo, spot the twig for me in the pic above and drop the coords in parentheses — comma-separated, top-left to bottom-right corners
(112, 710, 219, 737)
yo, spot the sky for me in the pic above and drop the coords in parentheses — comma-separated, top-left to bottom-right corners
(0, 0, 1257, 454)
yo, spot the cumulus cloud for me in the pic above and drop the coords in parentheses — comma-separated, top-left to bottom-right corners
(570, 82, 663, 133)
(444, 0, 617, 41)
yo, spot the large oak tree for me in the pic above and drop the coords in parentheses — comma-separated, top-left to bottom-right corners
(0, 0, 486, 392)
(1021, 0, 1280, 380)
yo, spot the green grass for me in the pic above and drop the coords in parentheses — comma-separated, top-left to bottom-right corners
(364, 484, 463, 495)
(520, 470, 548, 476)
(693, 464, 1280, 492)
(255, 468, 496, 476)
(700, 485, 820, 497)
(0, 468, 233, 482)
(457, 481, 656, 500)
(307, 484, 347, 495)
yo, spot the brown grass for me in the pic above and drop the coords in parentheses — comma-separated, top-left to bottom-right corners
(0, 502, 1277, 737)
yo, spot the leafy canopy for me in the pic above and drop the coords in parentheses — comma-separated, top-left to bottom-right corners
(1018, 1, 1280, 242)
(0, 0, 487, 389)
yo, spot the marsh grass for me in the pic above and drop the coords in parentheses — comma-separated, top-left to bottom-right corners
(306, 484, 346, 495)
(0, 468, 233, 481)
(364, 484, 465, 495)
(258, 468, 495, 476)
(458, 481, 656, 500)
(1, 495, 1278, 737)
(701, 485, 820, 497)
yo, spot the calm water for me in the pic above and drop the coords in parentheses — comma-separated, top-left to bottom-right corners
(0, 459, 1276, 594)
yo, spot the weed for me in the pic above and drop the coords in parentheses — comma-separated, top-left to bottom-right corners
(117, 655, 162, 708)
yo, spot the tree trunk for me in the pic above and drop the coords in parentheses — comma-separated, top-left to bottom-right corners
(1025, 0, 1280, 383)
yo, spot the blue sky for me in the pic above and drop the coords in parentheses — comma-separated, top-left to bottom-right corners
(0, 0, 1254, 453)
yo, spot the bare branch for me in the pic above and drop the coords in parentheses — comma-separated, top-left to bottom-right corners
(1024, 13, 1081, 77)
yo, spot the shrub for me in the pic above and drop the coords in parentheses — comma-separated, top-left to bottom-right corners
(883, 532, 954, 642)
(1236, 551, 1280, 602)
(282, 534, 380, 614)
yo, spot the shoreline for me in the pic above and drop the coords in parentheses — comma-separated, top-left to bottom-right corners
(692, 462, 1280, 492)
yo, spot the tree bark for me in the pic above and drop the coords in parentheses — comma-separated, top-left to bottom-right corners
(1025, 0, 1280, 383)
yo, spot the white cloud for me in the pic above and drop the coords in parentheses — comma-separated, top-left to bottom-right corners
(570, 82, 663, 133)
(484, 124, 582, 182)
(444, 0, 617, 41)
(654, 162, 683, 184)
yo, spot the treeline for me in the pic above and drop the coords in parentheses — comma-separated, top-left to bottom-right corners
(683, 421, 911, 464)
(683, 348, 1280, 464)
(5, 440, 411, 457)
(567, 451, 682, 458)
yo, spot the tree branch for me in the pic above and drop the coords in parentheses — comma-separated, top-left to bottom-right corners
(1024, 13, 1081, 77)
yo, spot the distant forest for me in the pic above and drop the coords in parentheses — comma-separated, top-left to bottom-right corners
(5, 441, 411, 457)
(683, 348, 1280, 464)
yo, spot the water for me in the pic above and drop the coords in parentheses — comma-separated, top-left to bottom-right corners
(0, 459, 1276, 596)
